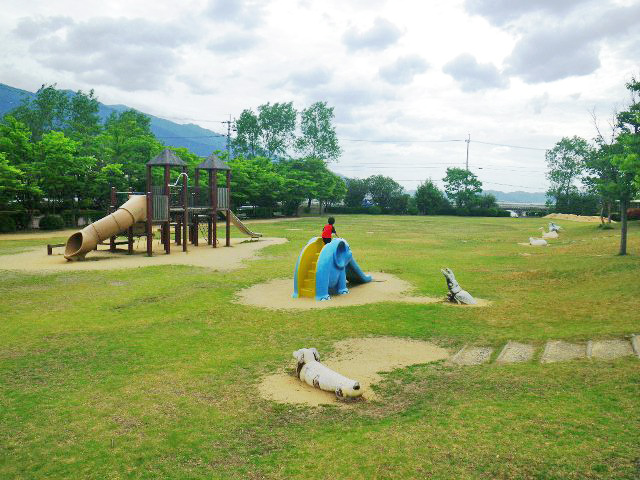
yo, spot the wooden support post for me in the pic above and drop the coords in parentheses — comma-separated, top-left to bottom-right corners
(208, 217, 213, 245)
(47, 244, 53, 255)
(176, 217, 182, 245)
(211, 169, 218, 248)
(225, 170, 231, 247)
(183, 171, 188, 252)
(110, 186, 116, 252)
(146, 192, 153, 257)
(164, 165, 170, 254)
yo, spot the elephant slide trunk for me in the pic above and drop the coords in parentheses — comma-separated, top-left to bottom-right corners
(64, 195, 147, 261)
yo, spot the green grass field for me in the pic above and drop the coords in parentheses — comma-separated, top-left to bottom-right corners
(1, 215, 639, 479)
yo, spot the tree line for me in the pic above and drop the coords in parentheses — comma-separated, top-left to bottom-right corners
(0, 84, 508, 232)
(545, 77, 640, 254)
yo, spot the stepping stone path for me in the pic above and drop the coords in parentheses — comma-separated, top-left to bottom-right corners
(450, 335, 639, 366)
(449, 346, 493, 366)
(541, 341, 586, 363)
(496, 341, 535, 364)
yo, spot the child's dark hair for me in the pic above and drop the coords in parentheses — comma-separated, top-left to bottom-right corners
(327, 217, 335, 225)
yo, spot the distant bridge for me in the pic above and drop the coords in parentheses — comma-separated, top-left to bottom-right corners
(497, 202, 547, 216)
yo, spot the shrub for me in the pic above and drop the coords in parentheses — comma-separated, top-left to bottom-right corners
(626, 208, 640, 220)
(0, 214, 17, 233)
(39, 214, 65, 230)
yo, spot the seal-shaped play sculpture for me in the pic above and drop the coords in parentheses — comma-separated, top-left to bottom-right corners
(441, 268, 477, 305)
(293, 348, 362, 399)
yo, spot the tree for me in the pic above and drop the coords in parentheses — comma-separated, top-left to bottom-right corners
(257, 102, 297, 159)
(442, 167, 482, 209)
(97, 109, 164, 191)
(0, 116, 39, 212)
(296, 101, 341, 162)
(66, 89, 102, 156)
(0, 152, 40, 209)
(545, 136, 592, 212)
(232, 109, 262, 157)
(34, 131, 95, 213)
(10, 84, 69, 141)
(344, 178, 369, 207)
(367, 175, 404, 210)
(414, 179, 449, 214)
(610, 76, 640, 255)
(227, 155, 284, 209)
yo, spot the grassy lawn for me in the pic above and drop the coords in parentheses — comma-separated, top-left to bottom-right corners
(1, 215, 639, 479)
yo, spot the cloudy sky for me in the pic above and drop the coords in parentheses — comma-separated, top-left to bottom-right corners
(2, 0, 639, 193)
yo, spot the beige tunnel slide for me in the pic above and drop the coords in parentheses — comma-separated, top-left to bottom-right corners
(64, 195, 147, 261)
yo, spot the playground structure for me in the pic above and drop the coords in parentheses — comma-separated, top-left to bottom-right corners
(63, 149, 261, 261)
(292, 237, 371, 301)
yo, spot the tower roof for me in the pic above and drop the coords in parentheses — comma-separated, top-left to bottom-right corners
(196, 153, 230, 171)
(147, 148, 187, 167)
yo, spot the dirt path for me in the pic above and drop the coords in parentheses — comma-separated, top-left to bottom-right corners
(0, 237, 286, 272)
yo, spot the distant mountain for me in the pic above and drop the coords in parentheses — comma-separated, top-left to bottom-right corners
(484, 189, 548, 204)
(0, 83, 227, 156)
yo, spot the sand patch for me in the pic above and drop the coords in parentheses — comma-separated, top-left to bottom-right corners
(258, 337, 449, 406)
(544, 213, 612, 223)
(541, 340, 586, 363)
(235, 272, 441, 310)
(0, 237, 286, 272)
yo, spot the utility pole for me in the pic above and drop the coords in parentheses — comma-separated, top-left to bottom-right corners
(222, 114, 232, 157)
(465, 133, 470, 170)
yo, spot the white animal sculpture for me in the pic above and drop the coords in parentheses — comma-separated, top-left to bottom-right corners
(539, 227, 559, 239)
(529, 237, 548, 246)
(441, 268, 477, 305)
(293, 348, 362, 399)
(548, 222, 562, 232)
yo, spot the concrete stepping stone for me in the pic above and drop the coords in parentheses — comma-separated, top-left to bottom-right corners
(631, 335, 640, 358)
(450, 346, 493, 366)
(541, 340, 587, 363)
(588, 339, 635, 360)
(496, 341, 535, 364)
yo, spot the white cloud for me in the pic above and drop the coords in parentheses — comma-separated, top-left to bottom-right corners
(379, 55, 428, 85)
(342, 18, 403, 52)
(443, 54, 507, 92)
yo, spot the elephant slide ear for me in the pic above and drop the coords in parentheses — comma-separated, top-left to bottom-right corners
(333, 241, 348, 269)
(311, 348, 320, 361)
(293, 350, 304, 363)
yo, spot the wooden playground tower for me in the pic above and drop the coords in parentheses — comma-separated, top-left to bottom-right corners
(109, 148, 233, 256)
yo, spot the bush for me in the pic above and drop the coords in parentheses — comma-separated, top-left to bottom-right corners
(0, 214, 17, 233)
(39, 214, 65, 230)
(626, 208, 640, 220)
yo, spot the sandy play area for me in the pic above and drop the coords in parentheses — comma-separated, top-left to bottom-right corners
(258, 337, 450, 406)
(544, 213, 612, 223)
(0, 237, 287, 272)
(235, 272, 490, 310)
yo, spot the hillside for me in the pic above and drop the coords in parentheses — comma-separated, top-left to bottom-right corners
(0, 83, 226, 156)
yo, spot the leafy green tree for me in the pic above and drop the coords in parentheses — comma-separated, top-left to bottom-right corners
(227, 155, 284, 208)
(10, 84, 69, 141)
(296, 101, 341, 162)
(610, 76, 640, 255)
(545, 136, 592, 212)
(316, 169, 346, 211)
(442, 167, 482, 209)
(97, 109, 164, 191)
(0, 152, 40, 209)
(257, 102, 296, 159)
(415, 179, 449, 214)
(67, 89, 102, 156)
(0, 116, 39, 211)
(35, 131, 95, 213)
(344, 178, 369, 207)
(232, 109, 262, 157)
(367, 175, 405, 210)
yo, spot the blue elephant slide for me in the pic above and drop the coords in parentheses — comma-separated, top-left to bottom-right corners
(292, 237, 372, 301)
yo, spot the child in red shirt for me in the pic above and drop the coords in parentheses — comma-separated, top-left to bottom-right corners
(321, 217, 337, 244)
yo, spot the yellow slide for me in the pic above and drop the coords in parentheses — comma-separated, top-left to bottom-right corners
(224, 211, 262, 238)
(295, 237, 325, 298)
(64, 195, 147, 261)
